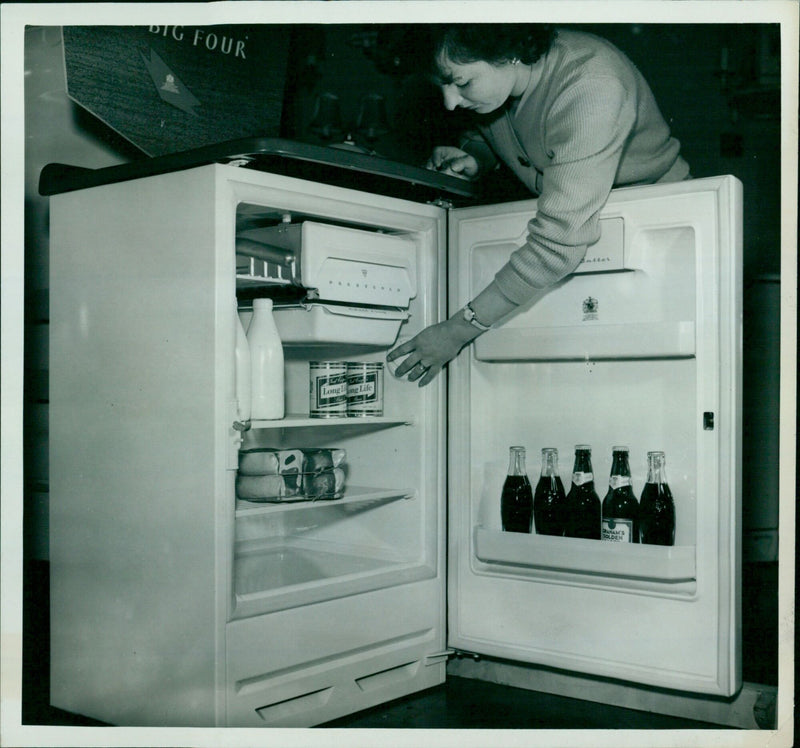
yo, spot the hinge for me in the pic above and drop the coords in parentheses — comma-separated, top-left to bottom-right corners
(425, 649, 481, 665)
(428, 197, 454, 210)
(424, 649, 455, 665)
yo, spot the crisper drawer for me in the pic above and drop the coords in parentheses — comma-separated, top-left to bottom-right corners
(225, 577, 444, 726)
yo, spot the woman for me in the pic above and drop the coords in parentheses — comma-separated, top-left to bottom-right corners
(387, 25, 690, 385)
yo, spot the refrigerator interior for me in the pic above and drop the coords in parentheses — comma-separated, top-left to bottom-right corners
(230, 192, 445, 618)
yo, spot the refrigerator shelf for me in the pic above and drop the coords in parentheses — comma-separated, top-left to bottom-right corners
(248, 414, 413, 430)
(233, 536, 432, 618)
(235, 486, 413, 516)
(474, 527, 695, 583)
(236, 273, 293, 288)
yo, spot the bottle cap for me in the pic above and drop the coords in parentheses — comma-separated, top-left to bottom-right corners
(574, 444, 591, 451)
(253, 298, 273, 310)
(612, 445, 629, 452)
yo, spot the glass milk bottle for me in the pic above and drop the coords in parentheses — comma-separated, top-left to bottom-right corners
(246, 298, 284, 420)
(234, 303, 251, 423)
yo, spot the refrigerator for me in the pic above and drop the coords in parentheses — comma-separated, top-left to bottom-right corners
(44, 142, 742, 727)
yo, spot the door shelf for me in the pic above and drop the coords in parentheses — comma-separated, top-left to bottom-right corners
(246, 414, 413, 431)
(474, 527, 695, 583)
(235, 486, 413, 516)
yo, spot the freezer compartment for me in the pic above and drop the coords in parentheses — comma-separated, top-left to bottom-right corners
(237, 214, 417, 307)
(474, 527, 696, 592)
(235, 201, 419, 345)
(472, 225, 697, 361)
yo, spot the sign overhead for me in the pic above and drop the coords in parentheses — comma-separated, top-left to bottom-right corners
(63, 25, 290, 156)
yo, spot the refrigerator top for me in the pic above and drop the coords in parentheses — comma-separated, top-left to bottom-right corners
(37, 136, 479, 204)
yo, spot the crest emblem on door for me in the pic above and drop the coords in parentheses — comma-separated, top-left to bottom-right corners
(582, 296, 599, 321)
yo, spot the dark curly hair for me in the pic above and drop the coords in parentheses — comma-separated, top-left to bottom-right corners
(373, 24, 556, 78)
(429, 24, 556, 72)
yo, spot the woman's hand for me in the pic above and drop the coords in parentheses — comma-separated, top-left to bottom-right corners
(387, 315, 481, 387)
(425, 147, 480, 180)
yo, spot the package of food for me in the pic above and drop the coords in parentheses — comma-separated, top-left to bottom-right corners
(303, 467, 346, 499)
(236, 473, 300, 501)
(236, 447, 347, 502)
(238, 448, 281, 476)
(277, 449, 304, 494)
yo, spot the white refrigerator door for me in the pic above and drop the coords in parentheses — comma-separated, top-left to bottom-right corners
(447, 175, 742, 696)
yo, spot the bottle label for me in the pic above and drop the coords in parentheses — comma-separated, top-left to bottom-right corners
(601, 518, 634, 542)
(609, 475, 631, 489)
(572, 471, 593, 486)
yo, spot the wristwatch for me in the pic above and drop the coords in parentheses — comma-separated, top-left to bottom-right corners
(462, 302, 491, 331)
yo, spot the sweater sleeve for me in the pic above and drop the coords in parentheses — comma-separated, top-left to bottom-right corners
(458, 129, 499, 175)
(494, 77, 636, 303)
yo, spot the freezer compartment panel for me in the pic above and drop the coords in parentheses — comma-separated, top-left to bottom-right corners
(237, 218, 418, 307)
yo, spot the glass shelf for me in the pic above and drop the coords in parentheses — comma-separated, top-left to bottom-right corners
(235, 486, 413, 517)
(247, 414, 413, 430)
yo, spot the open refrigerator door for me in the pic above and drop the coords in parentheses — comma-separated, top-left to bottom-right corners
(446, 175, 743, 696)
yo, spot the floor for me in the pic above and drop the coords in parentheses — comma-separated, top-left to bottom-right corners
(21, 559, 777, 730)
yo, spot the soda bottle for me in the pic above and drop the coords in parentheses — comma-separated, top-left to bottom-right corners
(533, 447, 567, 536)
(639, 451, 675, 545)
(601, 446, 639, 543)
(501, 446, 533, 533)
(565, 445, 601, 539)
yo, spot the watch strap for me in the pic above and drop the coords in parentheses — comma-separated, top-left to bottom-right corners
(463, 302, 491, 331)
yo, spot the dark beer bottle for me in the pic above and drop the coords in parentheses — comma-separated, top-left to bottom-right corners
(501, 446, 533, 533)
(565, 445, 601, 539)
(601, 446, 640, 543)
(639, 451, 675, 545)
(533, 447, 567, 536)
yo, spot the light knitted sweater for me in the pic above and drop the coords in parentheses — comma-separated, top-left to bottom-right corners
(462, 30, 690, 304)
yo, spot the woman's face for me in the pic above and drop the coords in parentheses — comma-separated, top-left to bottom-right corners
(435, 53, 523, 114)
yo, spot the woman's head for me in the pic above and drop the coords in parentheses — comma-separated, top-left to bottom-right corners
(424, 25, 555, 114)
(427, 25, 555, 72)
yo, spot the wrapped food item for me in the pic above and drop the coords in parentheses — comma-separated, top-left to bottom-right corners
(236, 473, 300, 501)
(304, 467, 346, 499)
(236, 447, 347, 502)
(303, 448, 346, 473)
(238, 448, 280, 476)
(277, 449, 304, 495)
